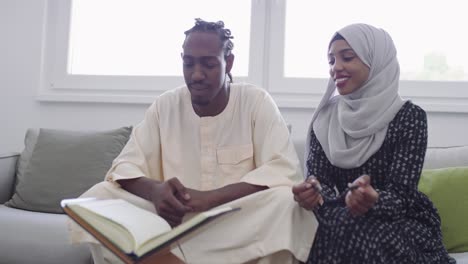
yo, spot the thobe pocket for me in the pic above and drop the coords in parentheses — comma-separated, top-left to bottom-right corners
(216, 144, 255, 185)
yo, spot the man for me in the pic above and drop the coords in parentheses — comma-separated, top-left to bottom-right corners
(72, 18, 317, 264)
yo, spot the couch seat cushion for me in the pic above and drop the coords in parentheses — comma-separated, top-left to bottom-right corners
(0, 205, 92, 264)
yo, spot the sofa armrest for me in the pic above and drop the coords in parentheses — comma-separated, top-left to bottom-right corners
(0, 152, 20, 204)
(424, 145, 468, 170)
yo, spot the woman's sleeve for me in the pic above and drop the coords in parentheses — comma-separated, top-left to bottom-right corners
(307, 130, 357, 226)
(306, 130, 338, 202)
(367, 105, 428, 220)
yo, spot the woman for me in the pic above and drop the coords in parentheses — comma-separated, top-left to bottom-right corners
(292, 23, 454, 263)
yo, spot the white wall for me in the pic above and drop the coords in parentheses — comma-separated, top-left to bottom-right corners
(1, 0, 468, 154)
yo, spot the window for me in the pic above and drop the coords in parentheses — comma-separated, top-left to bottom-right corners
(40, 0, 468, 112)
(41, 0, 262, 103)
(267, 0, 468, 111)
(68, 0, 251, 77)
(284, 0, 468, 81)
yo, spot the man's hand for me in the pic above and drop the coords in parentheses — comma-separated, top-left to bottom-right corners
(177, 189, 217, 212)
(292, 176, 322, 210)
(345, 175, 379, 216)
(177, 182, 267, 212)
(150, 178, 192, 227)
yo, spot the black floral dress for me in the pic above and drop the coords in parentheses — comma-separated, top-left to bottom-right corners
(306, 102, 455, 264)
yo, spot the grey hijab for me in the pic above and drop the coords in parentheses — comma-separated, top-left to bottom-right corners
(305, 23, 405, 170)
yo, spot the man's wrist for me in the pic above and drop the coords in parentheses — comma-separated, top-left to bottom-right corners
(148, 181, 162, 202)
(207, 189, 223, 208)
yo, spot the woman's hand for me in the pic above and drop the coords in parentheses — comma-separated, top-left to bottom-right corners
(345, 175, 379, 216)
(292, 176, 323, 210)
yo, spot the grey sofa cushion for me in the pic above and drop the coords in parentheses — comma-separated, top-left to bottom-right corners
(6, 127, 131, 213)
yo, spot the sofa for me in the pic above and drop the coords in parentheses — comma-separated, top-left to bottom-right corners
(0, 128, 467, 263)
(0, 127, 132, 264)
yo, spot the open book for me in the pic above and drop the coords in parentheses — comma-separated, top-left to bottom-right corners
(61, 198, 239, 264)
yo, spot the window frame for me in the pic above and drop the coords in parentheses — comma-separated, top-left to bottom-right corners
(39, 0, 468, 112)
(39, 0, 266, 104)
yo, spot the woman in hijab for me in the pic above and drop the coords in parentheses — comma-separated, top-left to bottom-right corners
(292, 23, 454, 263)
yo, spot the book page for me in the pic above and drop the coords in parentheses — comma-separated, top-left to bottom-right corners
(70, 199, 172, 252)
(135, 206, 236, 256)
